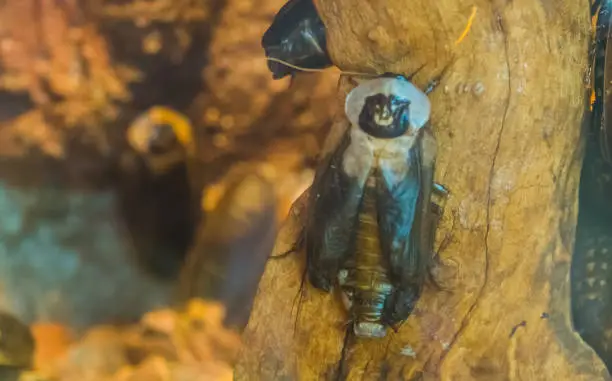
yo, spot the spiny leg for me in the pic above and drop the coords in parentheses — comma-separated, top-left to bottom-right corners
(428, 183, 452, 291)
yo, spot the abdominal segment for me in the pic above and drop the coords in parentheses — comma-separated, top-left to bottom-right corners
(338, 173, 394, 338)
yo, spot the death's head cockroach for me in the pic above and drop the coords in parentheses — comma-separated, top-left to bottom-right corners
(119, 106, 199, 280)
(305, 74, 448, 338)
(262, 0, 332, 79)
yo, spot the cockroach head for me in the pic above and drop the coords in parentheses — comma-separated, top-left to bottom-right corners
(345, 76, 431, 139)
(148, 123, 179, 154)
(128, 116, 180, 156)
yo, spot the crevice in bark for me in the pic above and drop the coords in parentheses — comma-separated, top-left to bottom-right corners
(438, 7, 513, 367)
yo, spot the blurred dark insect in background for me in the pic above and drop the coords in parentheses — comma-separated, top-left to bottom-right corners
(117, 106, 200, 280)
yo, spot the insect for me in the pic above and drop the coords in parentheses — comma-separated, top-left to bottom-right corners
(117, 106, 199, 280)
(304, 73, 448, 338)
(261, 0, 332, 79)
(590, 0, 612, 163)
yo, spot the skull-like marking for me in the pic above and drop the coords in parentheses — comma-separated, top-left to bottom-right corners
(345, 76, 431, 138)
(358, 93, 411, 138)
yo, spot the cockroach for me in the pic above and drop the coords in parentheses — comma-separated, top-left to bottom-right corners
(305, 73, 449, 338)
(262, 0, 332, 79)
(117, 106, 199, 280)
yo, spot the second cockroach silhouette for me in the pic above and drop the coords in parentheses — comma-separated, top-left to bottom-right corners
(262, 0, 332, 79)
(117, 106, 199, 280)
(292, 72, 449, 338)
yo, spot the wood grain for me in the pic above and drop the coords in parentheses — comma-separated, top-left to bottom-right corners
(236, 0, 610, 379)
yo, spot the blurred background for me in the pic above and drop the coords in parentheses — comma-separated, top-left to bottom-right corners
(0, 0, 338, 379)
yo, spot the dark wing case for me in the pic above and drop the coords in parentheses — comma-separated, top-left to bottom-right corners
(376, 133, 435, 324)
(305, 130, 364, 291)
(261, 0, 332, 79)
(115, 155, 197, 280)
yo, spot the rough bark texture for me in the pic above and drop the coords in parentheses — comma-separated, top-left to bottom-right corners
(236, 0, 611, 380)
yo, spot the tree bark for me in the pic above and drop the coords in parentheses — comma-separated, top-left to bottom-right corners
(236, 0, 610, 380)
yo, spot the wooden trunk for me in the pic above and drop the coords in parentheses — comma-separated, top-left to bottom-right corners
(235, 0, 611, 379)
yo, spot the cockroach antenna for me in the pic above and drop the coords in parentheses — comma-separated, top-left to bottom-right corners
(265, 57, 378, 77)
(266, 56, 455, 95)
(423, 57, 456, 95)
(379, 63, 427, 81)
(407, 63, 427, 81)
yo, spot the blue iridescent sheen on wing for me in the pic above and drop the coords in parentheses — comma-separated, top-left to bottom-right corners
(305, 131, 362, 291)
(375, 140, 431, 324)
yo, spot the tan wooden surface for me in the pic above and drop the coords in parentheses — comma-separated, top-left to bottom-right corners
(236, 1, 610, 379)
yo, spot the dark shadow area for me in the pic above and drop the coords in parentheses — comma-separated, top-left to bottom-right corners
(571, 2, 612, 370)
(0, 91, 35, 123)
(97, 2, 224, 113)
(86, 1, 228, 280)
(113, 153, 199, 280)
(571, 112, 612, 374)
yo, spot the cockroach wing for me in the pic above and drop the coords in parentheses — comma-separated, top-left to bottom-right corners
(376, 145, 423, 281)
(376, 134, 433, 324)
(306, 129, 371, 291)
(261, 0, 332, 79)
